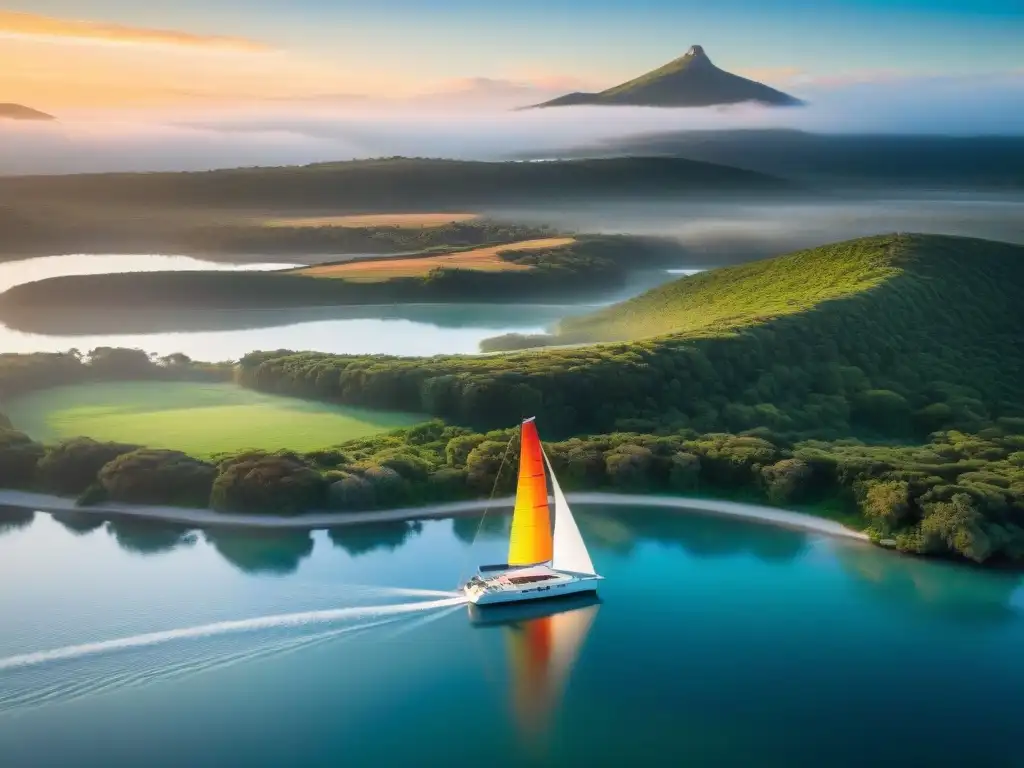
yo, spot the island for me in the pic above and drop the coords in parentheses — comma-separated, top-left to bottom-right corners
(0, 234, 693, 332)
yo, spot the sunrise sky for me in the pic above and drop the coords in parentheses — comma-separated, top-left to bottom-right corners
(1, 0, 1022, 110)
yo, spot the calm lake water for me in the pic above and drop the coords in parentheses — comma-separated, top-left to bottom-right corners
(0, 255, 695, 359)
(2, 504, 1023, 767)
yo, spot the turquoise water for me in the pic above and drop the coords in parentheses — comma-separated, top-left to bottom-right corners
(1, 505, 1023, 767)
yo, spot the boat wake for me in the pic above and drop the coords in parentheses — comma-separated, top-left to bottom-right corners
(0, 592, 467, 713)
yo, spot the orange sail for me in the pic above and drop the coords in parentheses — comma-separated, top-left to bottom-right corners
(507, 418, 553, 565)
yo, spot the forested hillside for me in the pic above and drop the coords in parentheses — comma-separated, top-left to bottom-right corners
(0, 156, 789, 211)
(2, 233, 1023, 565)
(236, 234, 1024, 440)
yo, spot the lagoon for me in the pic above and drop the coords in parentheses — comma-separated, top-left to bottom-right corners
(1, 505, 1023, 767)
(0, 254, 687, 359)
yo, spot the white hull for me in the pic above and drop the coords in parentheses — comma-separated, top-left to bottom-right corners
(464, 566, 601, 606)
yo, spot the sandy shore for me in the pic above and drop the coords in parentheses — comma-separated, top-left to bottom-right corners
(0, 489, 868, 541)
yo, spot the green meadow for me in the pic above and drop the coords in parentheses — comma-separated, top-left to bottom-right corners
(5, 381, 425, 456)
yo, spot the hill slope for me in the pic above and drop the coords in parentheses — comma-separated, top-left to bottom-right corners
(0, 103, 55, 121)
(236, 234, 1024, 439)
(527, 46, 802, 109)
(558, 236, 904, 342)
(531, 129, 1024, 190)
(0, 156, 790, 212)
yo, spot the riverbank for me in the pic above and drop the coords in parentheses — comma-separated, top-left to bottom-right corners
(0, 489, 868, 541)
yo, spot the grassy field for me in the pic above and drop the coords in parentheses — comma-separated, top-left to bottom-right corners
(298, 237, 575, 282)
(5, 382, 426, 456)
(263, 212, 480, 228)
(557, 236, 903, 342)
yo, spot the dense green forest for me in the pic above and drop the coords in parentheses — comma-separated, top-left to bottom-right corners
(0, 156, 790, 213)
(1, 414, 1023, 564)
(1, 232, 1022, 565)
(0, 236, 684, 321)
(234, 234, 1024, 438)
(0, 349, 232, 402)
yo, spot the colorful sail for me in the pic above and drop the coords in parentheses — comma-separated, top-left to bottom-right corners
(507, 417, 553, 565)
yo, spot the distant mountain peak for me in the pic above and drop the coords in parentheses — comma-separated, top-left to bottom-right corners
(522, 45, 802, 110)
(0, 103, 56, 121)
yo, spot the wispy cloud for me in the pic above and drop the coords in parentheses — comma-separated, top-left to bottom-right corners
(0, 10, 271, 52)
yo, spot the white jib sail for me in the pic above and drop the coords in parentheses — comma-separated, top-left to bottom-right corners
(542, 448, 597, 576)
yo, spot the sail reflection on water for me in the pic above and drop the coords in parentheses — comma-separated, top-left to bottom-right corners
(469, 594, 601, 742)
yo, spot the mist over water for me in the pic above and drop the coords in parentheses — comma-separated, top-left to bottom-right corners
(0, 190, 1019, 358)
(484, 195, 1024, 263)
(2, 72, 1022, 175)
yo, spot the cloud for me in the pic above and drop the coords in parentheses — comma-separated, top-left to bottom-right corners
(251, 76, 600, 110)
(0, 10, 271, 52)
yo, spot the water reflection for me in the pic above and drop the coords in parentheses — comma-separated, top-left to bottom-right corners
(0, 505, 34, 535)
(0, 312, 554, 359)
(50, 511, 106, 536)
(203, 529, 314, 575)
(580, 506, 810, 562)
(0, 303, 589, 337)
(835, 544, 1024, 625)
(106, 516, 198, 555)
(452, 512, 510, 545)
(328, 521, 423, 557)
(470, 594, 601, 751)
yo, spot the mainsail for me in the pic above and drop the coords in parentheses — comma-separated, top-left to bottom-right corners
(543, 449, 597, 576)
(507, 418, 553, 566)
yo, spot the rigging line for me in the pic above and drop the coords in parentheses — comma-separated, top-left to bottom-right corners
(455, 428, 518, 590)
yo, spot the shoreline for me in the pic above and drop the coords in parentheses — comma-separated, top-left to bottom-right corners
(0, 489, 868, 541)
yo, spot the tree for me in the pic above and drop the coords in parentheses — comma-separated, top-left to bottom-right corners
(0, 429, 43, 488)
(98, 449, 216, 507)
(919, 493, 992, 562)
(87, 347, 156, 379)
(361, 465, 410, 508)
(446, 434, 486, 467)
(210, 454, 326, 515)
(36, 437, 139, 495)
(465, 440, 514, 493)
(668, 452, 701, 492)
(853, 390, 912, 434)
(328, 474, 375, 511)
(859, 480, 911, 535)
(605, 444, 653, 490)
(761, 459, 812, 504)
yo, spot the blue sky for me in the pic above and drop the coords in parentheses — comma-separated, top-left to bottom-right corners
(4, 0, 1022, 88)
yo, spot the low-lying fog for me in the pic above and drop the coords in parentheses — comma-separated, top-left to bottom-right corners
(486, 196, 1024, 264)
(1, 73, 1022, 175)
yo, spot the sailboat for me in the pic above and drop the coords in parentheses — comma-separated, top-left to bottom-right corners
(463, 417, 602, 606)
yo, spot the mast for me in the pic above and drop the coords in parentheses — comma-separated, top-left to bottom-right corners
(507, 417, 554, 566)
